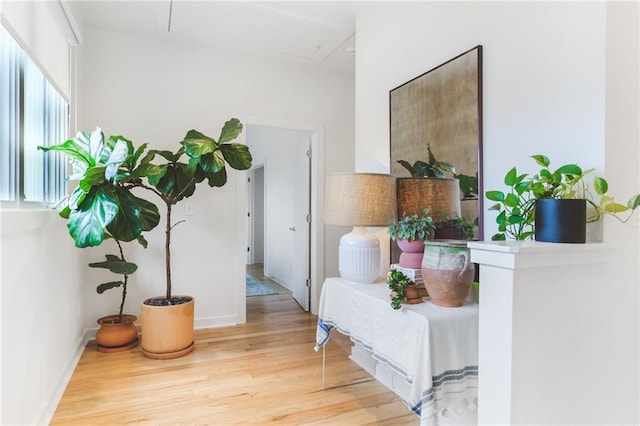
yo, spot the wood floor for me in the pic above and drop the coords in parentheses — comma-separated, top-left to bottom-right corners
(52, 286, 417, 424)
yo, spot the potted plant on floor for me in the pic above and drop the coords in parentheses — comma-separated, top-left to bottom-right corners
(39, 127, 161, 351)
(128, 118, 252, 359)
(387, 208, 436, 269)
(486, 154, 640, 242)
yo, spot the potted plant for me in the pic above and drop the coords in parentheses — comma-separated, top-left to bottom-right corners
(396, 145, 461, 222)
(434, 214, 477, 240)
(486, 154, 640, 242)
(41, 119, 252, 359)
(126, 118, 252, 359)
(39, 127, 161, 351)
(89, 240, 140, 352)
(387, 208, 436, 269)
(386, 269, 423, 309)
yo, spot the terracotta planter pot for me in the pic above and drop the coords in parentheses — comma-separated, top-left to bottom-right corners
(396, 239, 425, 253)
(403, 284, 424, 304)
(422, 240, 474, 307)
(141, 296, 194, 359)
(95, 314, 139, 353)
(397, 239, 426, 268)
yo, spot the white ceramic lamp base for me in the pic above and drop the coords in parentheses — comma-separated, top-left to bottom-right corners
(339, 226, 381, 283)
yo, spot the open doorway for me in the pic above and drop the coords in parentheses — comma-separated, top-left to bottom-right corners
(245, 125, 312, 311)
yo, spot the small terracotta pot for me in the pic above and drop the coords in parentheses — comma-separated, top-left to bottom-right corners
(95, 314, 139, 352)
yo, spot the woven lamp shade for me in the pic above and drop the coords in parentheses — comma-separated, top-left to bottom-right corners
(396, 177, 461, 222)
(324, 173, 397, 226)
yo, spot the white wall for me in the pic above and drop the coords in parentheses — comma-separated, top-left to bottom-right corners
(0, 3, 84, 424)
(79, 26, 354, 332)
(354, 2, 637, 423)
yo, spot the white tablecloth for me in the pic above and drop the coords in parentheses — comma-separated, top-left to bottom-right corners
(315, 277, 479, 425)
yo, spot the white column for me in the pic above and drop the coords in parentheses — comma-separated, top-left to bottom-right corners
(469, 241, 611, 425)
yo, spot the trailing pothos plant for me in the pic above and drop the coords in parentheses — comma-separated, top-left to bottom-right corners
(486, 154, 640, 241)
(40, 118, 252, 309)
(386, 269, 415, 310)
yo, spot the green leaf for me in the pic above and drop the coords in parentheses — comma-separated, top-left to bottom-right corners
(132, 163, 167, 186)
(67, 187, 119, 247)
(59, 206, 71, 219)
(206, 168, 227, 187)
(486, 191, 505, 202)
(515, 181, 531, 195)
(105, 139, 129, 181)
(605, 202, 629, 213)
(136, 196, 160, 232)
(594, 176, 608, 195)
(488, 203, 502, 211)
(517, 231, 535, 240)
(496, 211, 506, 225)
(131, 142, 149, 168)
(556, 164, 582, 177)
(539, 169, 553, 181)
(153, 150, 176, 162)
(68, 186, 88, 211)
(89, 254, 138, 274)
(182, 130, 218, 158)
(97, 281, 124, 294)
(397, 160, 416, 176)
(38, 138, 93, 168)
(220, 143, 252, 170)
(136, 234, 148, 249)
(507, 215, 524, 224)
(107, 190, 142, 242)
(491, 233, 506, 241)
(629, 194, 640, 210)
(504, 167, 518, 186)
(88, 127, 105, 161)
(199, 151, 226, 174)
(79, 167, 106, 191)
(531, 155, 550, 168)
(504, 193, 520, 208)
(218, 118, 243, 144)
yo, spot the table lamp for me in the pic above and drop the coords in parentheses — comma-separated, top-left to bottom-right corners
(323, 173, 397, 283)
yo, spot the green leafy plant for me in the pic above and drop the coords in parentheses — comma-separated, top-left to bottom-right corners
(387, 208, 436, 241)
(89, 240, 138, 323)
(435, 214, 477, 241)
(454, 172, 478, 200)
(397, 144, 456, 178)
(40, 118, 252, 306)
(486, 154, 640, 240)
(386, 269, 415, 310)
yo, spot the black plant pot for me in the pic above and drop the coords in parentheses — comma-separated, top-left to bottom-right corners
(535, 199, 586, 243)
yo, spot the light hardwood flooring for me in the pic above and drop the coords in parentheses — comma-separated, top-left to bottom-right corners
(52, 276, 417, 425)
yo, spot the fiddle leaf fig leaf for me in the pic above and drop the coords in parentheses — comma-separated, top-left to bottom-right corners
(220, 143, 252, 170)
(105, 139, 129, 182)
(218, 118, 243, 144)
(97, 281, 124, 294)
(89, 254, 138, 274)
(67, 187, 119, 247)
(182, 130, 218, 158)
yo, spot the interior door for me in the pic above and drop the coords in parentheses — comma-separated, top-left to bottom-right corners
(290, 141, 311, 311)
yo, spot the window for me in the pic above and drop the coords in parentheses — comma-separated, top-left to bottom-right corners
(1, 23, 69, 207)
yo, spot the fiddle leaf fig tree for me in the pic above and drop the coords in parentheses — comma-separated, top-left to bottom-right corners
(39, 128, 161, 321)
(130, 118, 252, 303)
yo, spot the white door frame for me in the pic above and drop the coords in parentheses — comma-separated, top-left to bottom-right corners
(235, 114, 325, 316)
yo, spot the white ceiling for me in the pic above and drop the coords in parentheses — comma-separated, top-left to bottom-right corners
(70, 1, 359, 76)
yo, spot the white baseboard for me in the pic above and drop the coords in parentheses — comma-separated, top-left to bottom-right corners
(38, 334, 90, 424)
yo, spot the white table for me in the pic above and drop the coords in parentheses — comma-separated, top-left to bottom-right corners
(315, 277, 479, 425)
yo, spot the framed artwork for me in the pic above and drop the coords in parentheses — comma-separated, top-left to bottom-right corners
(390, 45, 483, 239)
